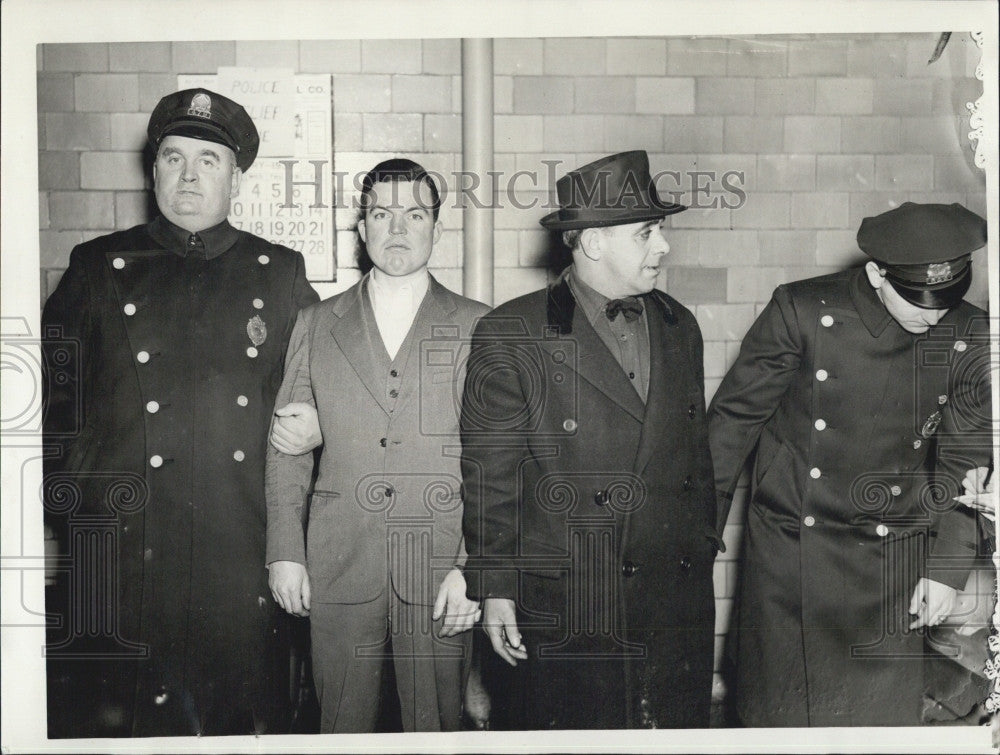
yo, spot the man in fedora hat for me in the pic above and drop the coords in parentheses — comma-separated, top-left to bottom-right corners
(42, 88, 318, 737)
(460, 150, 720, 728)
(708, 202, 989, 726)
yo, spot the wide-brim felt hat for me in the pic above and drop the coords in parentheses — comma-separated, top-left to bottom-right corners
(147, 88, 260, 171)
(540, 150, 686, 230)
(858, 202, 986, 309)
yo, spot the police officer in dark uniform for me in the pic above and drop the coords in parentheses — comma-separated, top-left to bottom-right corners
(708, 202, 989, 726)
(42, 88, 319, 737)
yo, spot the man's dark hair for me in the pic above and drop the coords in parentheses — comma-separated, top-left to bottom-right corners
(359, 158, 441, 221)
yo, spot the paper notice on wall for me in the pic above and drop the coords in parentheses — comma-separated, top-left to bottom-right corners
(179, 70, 335, 281)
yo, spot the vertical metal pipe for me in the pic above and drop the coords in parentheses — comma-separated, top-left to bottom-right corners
(461, 38, 494, 306)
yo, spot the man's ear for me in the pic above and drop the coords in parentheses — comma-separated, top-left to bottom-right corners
(357, 218, 367, 244)
(580, 228, 602, 262)
(432, 220, 443, 245)
(230, 167, 243, 198)
(864, 260, 886, 290)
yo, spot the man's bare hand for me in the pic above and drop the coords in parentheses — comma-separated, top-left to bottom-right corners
(954, 466, 996, 522)
(432, 568, 481, 637)
(909, 577, 957, 629)
(482, 597, 527, 666)
(270, 402, 322, 455)
(268, 560, 311, 617)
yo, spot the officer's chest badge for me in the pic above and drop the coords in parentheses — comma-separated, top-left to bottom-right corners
(247, 315, 267, 346)
(920, 410, 942, 438)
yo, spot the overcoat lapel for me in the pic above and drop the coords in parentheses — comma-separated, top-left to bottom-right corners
(547, 278, 645, 422)
(328, 278, 391, 415)
(634, 292, 681, 475)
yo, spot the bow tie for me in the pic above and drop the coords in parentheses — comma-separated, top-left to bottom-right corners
(605, 297, 644, 322)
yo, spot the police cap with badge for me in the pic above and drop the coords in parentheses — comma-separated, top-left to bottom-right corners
(147, 88, 260, 171)
(857, 202, 987, 309)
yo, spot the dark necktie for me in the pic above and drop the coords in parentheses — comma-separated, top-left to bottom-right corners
(187, 233, 205, 256)
(605, 296, 643, 322)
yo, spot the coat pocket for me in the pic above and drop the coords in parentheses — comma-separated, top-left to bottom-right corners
(308, 489, 341, 518)
(753, 433, 790, 489)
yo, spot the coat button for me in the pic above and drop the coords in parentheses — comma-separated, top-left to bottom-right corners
(815, 369, 828, 381)
(253, 298, 264, 309)
(912, 439, 922, 449)
(237, 395, 249, 406)
(390, 369, 398, 378)
(258, 254, 270, 265)
(890, 485, 901, 496)
(814, 418, 826, 431)
(954, 340, 967, 352)
(136, 350, 150, 364)
(112, 257, 125, 269)
(821, 315, 834, 327)
(622, 560, 638, 578)
(563, 419, 577, 432)
(144, 548, 153, 561)
(680, 556, 691, 570)
(688, 404, 697, 419)
(123, 303, 137, 316)
(682, 476, 693, 491)
(389, 389, 399, 398)
(380, 437, 387, 447)
(594, 489, 608, 506)
(938, 395, 948, 405)
(154, 688, 168, 705)
(803, 515, 816, 527)
(247, 346, 258, 358)
(232, 450, 245, 462)
(810, 467, 821, 479)
(149, 455, 163, 468)
(876, 524, 889, 537)
(146, 400, 160, 414)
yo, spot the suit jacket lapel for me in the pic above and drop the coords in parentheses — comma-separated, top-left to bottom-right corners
(547, 279, 645, 423)
(634, 292, 682, 475)
(329, 277, 391, 415)
(393, 275, 458, 413)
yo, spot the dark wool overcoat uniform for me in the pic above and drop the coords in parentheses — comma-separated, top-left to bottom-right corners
(707, 268, 985, 727)
(42, 216, 318, 737)
(461, 275, 719, 730)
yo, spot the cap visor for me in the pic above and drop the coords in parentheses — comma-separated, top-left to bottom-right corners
(887, 269, 972, 309)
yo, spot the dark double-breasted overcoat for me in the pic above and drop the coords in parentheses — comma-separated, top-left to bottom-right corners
(461, 274, 719, 729)
(42, 216, 318, 736)
(708, 267, 985, 726)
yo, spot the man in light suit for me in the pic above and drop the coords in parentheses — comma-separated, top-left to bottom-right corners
(461, 151, 719, 729)
(265, 159, 489, 732)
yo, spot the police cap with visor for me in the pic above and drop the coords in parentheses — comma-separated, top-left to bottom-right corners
(857, 202, 987, 309)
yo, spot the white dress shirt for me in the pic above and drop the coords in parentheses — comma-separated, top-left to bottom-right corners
(367, 267, 430, 360)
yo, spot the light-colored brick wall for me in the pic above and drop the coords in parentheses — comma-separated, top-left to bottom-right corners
(38, 33, 989, 702)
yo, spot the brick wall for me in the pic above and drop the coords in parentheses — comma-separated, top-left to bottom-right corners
(37, 33, 989, 702)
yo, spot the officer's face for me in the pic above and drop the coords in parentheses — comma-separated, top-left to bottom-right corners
(593, 219, 670, 297)
(866, 262, 949, 334)
(358, 180, 442, 277)
(153, 135, 241, 233)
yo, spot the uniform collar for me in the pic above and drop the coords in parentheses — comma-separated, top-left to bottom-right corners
(148, 215, 241, 260)
(849, 266, 894, 337)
